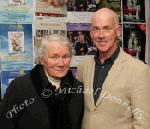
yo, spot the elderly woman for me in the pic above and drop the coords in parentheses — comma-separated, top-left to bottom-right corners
(0, 34, 84, 129)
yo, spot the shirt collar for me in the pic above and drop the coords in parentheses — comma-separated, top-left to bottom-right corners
(94, 47, 120, 65)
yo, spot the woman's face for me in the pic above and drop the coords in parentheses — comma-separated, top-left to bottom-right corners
(42, 41, 71, 79)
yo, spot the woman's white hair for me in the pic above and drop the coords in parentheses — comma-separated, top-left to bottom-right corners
(35, 34, 72, 64)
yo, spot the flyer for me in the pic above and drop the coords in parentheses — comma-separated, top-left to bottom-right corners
(123, 0, 145, 22)
(0, 24, 34, 71)
(0, 0, 33, 24)
(34, 17, 67, 53)
(67, 12, 94, 23)
(1, 70, 30, 98)
(36, 0, 67, 16)
(67, 23, 96, 67)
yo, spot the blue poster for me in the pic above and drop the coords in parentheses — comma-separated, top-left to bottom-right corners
(0, 24, 34, 71)
(0, 0, 33, 24)
(1, 70, 30, 98)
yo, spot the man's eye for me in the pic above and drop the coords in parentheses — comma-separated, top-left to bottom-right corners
(92, 27, 100, 31)
(103, 27, 112, 31)
(63, 55, 70, 59)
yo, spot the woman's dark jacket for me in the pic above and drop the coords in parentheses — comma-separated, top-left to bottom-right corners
(0, 65, 84, 129)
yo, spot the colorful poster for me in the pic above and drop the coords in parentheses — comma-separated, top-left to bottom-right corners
(67, 23, 96, 67)
(0, 0, 33, 24)
(123, 24, 146, 62)
(123, 0, 145, 22)
(67, 23, 96, 56)
(0, 24, 34, 71)
(36, 0, 67, 16)
(1, 70, 30, 98)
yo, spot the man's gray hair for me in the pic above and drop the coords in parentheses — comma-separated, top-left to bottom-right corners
(35, 34, 72, 64)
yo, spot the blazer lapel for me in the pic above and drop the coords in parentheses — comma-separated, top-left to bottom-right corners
(85, 57, 97, 111)
(96, 49, 128, 106)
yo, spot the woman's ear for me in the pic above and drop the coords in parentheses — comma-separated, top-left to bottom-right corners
(39, 56, 44, 65)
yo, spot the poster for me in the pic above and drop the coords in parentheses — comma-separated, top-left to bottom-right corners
(34, 17, 67, 54)
(0, 0, 33, 24)
(67, 23, 96, 67)
(123, 24, 146, 62)
(67, 0, 96, 24)
(36, 0, 67, 16)
(67, 0, 96, 12)
(123, 0, 145, 22)
(67, 12, 94, 23)
(0, 24, 34, 71)
(67, 23, 96, 56)
(8, 31, 24, 53)
(1, 70, 30, 98)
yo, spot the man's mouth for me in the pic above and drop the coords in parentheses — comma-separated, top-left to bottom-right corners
(96, 40, 107, 45)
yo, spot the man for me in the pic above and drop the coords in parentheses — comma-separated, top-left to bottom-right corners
(76, 8, 150, 129)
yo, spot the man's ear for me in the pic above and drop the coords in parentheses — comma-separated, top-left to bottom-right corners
(117, 25, 122, 37)
(89, 27, 93, 39)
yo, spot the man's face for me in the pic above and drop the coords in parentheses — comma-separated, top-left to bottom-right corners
(90, 13, 121, 55)
(42, 42, 71, 79)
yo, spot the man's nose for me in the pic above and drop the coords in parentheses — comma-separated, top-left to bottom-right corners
(98, 29, 105, 37)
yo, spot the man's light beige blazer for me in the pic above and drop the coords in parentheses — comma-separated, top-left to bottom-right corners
(76, 49, 150, 129)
